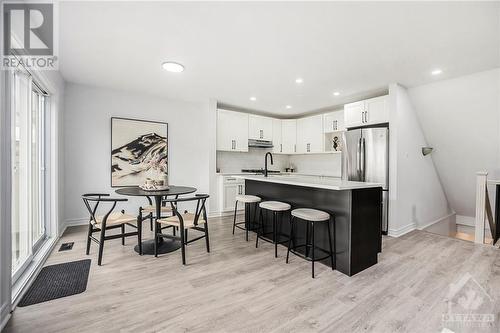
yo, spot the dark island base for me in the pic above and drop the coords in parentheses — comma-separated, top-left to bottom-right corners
(244, 180, 382, 276)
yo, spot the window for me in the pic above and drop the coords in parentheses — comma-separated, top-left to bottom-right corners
(10, 70, 48, 281)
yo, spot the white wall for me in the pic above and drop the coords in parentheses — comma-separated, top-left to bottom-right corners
(217, 148, 289, 174)
(388, 84, 451, 236)
(63, 83, 210, 226)
(408, 69, 500, 220)
(289, 154, 341, 177)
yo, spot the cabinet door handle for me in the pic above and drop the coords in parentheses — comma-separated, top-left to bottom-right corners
(333, 120, 337, 130)
(280, 143, 282, 153)
(294, 144, 296, 152)
(307, 143, 311, 152)
(260, 129, 263, 139)
(365, 110, 368, 123)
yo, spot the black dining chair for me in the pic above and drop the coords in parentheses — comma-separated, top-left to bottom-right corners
(155, 194, 210, 265)
(82, 193, 142, 265)
(138, 195, 176, 233)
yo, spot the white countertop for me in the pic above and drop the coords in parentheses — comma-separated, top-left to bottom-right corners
(233, 174, 383, 191)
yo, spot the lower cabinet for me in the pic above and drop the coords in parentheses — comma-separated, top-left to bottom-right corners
(219, 176, 245, 212)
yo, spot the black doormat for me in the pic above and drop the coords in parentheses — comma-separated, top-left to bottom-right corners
(18, 259, 91, 307)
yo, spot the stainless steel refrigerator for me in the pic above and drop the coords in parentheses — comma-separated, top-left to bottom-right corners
(342, 127, 389, 233)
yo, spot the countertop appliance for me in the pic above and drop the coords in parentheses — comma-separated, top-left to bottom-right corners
(342, 127, 389, 234)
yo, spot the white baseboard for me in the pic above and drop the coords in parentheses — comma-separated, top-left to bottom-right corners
(417, 212, 456, 231)
(388, 222, 417, 237)
(0, 303, 11, 332)
(456, 215, 490, 230)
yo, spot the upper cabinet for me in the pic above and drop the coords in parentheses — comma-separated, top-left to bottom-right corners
(344, 95, 388, 128)
(248, 114, 273, 141)
(281, 119, 297, 154)
(323, 110, 344, 133)
(272, 119, 282, 153)
(217, 109, 249, 152)
(296, 115, 323, 154)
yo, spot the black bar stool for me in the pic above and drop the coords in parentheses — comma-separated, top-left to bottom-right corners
(256, 201, 291, 257)
(286, 208, 335, 278)
(232, 195, 261, 241)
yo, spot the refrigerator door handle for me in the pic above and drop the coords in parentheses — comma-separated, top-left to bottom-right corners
(357, 137, 362, 178)
(361, 138, 366, 181)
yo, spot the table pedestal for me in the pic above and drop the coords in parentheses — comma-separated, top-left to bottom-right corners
(134, 238, 181, 255)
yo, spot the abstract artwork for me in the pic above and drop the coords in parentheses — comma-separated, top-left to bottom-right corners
(111, 117, 168, 187)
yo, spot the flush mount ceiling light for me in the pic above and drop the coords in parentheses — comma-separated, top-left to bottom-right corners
(286, 105, 292, 109)
(162, 62, 185, 73)
(333, 91, 340, 96)
(249, 96, 257, 101)
(295, 78, 303, 84)
(431, 69, 442, 75)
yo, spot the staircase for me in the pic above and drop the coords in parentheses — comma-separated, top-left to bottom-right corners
(475, 172, 500, 246)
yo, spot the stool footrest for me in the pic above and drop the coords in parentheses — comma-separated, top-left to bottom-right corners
(257, 231, 289, 245)
(235, 223, 258, 232)
(288, 244, 333, 262)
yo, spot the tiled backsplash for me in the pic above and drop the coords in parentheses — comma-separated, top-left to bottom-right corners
(217, 148, 342, 177)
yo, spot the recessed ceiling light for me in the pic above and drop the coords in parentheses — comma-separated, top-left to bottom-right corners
(249, 96, 257, 101)
(431, 69, 442, 75)
(286, 105, 292, 109)
(295, 78, 303, 84)
(333, 92, 340, 96)
(162, 62, 185, 73)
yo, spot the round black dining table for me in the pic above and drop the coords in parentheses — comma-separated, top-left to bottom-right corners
(115, 185, 197, 255)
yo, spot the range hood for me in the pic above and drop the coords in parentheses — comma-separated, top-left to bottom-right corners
(248, 139, 274, 148)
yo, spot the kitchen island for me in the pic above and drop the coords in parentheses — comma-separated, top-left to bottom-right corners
(234, 174, 383, 276)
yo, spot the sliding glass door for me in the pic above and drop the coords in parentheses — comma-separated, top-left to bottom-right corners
(11, 70, 48, 281)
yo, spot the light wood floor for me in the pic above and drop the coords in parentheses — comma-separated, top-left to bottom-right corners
(4, 215, 500, 333)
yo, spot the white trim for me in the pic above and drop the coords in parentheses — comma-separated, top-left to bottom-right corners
(417, 212, 456, 231)
(10, 236, 58, 309)
(0, 303, 11, 332)
(456, 214, 490, 230)
(388, 222, 416, 237)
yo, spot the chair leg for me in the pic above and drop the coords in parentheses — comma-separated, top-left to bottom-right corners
(286, 217, 295, 264)
(86, 223, 93, 255)
(311, 222, 315, 278)
(138, 218, 143, 255)
(205, 222, 210, 253)
(305, 219, 310, 257)
(256, 209, 263, 248)
(273, 212, 277, 258)
(173, 226, 176, 236)
(333, 216, 336, 270)
(180, 227, 186, 265)
(121, 224, 125, 245)
(150, 214, 153, 231)
(154, 221, 159, 257)
(232, 200, 238, 235)
(245, 203, 249, 242)
(97, 227, 106, 266)
(327, 217, 334, 270)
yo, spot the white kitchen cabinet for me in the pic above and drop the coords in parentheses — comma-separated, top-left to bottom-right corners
(217, 109, 249, 152)
(220, 176, 245, 212)
(281, 119, 297, 154)
(364, 96, 388, 125)
(272, 119, 282, 153)
(296, 115, 323, 153)
(249, 114, 273, 141)
(344, 101, 365, 128)
(323, 110, 344, 133)
(344, 95, 388, 128)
